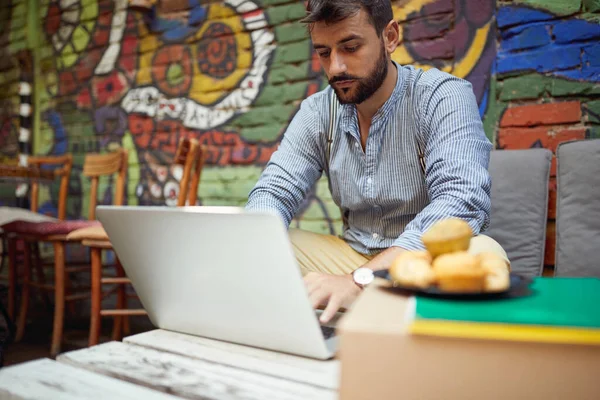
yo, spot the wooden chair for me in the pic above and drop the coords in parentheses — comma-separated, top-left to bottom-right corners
(4, 149, 128, 356)
(1, 155, 73, 319)
(66, 138, 207, 346)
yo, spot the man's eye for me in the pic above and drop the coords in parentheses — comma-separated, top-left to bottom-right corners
(318, 51, 330, 58)
(345, 46, 359, 53)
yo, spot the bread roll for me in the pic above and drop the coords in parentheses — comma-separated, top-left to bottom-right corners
(432, 252, 485, 293)
(422, 219, 473, 258)
(390, 252, 435, 289)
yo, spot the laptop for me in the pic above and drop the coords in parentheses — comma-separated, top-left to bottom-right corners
(96, 205, 338, 360)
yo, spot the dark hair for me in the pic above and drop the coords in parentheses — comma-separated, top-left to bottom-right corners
(301, 0, 394, 36)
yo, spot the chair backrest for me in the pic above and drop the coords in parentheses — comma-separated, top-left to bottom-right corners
(82, 149, 128, 220)
(28, 154, 73, 220)
(555, 139, 600, 277)
(187, 144, 207, 206)
(173, 138, 200, 207)
(485, 148, 552, 277)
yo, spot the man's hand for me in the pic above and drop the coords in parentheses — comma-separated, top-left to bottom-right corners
(304, 272, 361, 324)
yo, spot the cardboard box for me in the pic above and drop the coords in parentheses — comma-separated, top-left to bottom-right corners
(337, 280, 600, 400)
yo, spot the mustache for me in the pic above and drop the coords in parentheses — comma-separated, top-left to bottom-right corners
(329, 74, 360, 84)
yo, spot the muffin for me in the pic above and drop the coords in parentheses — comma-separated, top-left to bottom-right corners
(432, 252, 485, 293)
(479, 256, 510, 292)
(422, 218, 473, 258)
(390, 252, 435, 289)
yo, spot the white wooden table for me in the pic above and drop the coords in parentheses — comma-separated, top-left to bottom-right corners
(0, 329, 340, 400)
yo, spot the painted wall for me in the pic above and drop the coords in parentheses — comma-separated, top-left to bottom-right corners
(0, 0, 598, 272)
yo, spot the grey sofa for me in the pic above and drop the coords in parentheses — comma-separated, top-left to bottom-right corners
(555, 139, 600, 277)
(486, 148, 553, 277)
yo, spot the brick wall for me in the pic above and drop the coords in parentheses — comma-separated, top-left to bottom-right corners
(0, 0, 598, 273)
(493, 1, 600, 273)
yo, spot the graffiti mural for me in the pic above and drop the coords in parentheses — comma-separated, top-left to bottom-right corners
(393, 0, 496, 115)
(0, 0, 598, 247)
(124, 0, 275, 130)
(34, 0, 321, 207)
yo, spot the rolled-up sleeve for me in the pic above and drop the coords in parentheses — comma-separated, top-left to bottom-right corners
(393, 75, 492, 250)
(245, 97, 325, 227)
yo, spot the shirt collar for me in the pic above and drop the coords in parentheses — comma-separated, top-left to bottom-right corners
(339, 61, 404, 133)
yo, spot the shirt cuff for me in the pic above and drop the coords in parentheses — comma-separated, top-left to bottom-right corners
(392, 230, 426, 251)
(244, 204, 290, 228)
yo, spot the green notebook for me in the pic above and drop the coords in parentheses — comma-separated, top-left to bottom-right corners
(416, 278, 600, 329)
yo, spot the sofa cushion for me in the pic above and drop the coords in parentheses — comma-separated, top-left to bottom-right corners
(485, 148, 552, 277)
(555, 139, 600, 277)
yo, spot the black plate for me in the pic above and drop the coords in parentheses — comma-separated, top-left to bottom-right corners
(378, 272, 533, 300)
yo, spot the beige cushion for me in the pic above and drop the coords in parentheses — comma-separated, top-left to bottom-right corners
(66, 225, 109, 241)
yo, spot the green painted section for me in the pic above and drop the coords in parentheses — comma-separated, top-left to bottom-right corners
(234, 104, 297, 127)
(266, 2, 307, 26)
(587, 100, 600, 124)
(29, 0, 43, 157)
(499, 74, 549, 101)
(274, 22, 308, 44)
(500, 74, 600, 99)
(580, 12, 600, 23)
(483, 77, 506, 145)
(166, 63, 185, 86)
(122, 132, 140, 206)
(254, 81, 311, 107)
(515, 0, 582, 16)
(268, 60, 317, 84)
(9, 1, 27, 52)
(583, 0, 600, 13)
(551, 78, 600, 96)
(239, 124, 282, 142)
(271, 39, 312, 66)
(260, 0, 297, 6)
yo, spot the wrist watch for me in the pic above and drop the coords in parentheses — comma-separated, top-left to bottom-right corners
(352, 267, 375, 289)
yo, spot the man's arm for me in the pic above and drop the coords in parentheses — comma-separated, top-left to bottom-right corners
(352, 75, 491, 273)
(392, 74, 493, 252)
(246, 98, 324, 225)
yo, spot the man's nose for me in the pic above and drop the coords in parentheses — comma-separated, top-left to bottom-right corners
(328, 51, 347, 76)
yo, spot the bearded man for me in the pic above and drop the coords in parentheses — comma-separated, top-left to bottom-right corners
(246, 0, 508, 323)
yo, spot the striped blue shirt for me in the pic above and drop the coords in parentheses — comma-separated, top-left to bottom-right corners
(246, 63, 493, 255)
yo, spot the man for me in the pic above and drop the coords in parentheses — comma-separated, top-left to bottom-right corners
(246, 0, 508, 323)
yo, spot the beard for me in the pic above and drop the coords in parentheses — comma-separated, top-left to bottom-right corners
(329, 42, 389, 105)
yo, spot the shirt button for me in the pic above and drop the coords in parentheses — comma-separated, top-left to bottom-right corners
(372, 233, 379, 239)
(354, 142, 359, 148)
(367, 178, 372, 184)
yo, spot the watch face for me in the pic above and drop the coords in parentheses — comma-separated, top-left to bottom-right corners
(354, 267, 374, 286)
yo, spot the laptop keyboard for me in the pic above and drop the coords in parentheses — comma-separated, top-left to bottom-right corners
(320, 325, 336, 340)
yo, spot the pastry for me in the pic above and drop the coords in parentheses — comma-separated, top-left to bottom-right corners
(477, 251, 511, 272)
(390, 252, 435, 289)
(480, 256, 510, 292)
(422, 218, 473, 258)
(432, 252, 485, 293)
(393, 250, 433, 265)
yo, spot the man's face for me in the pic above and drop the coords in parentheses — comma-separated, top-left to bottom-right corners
(311, 9, 389, 105)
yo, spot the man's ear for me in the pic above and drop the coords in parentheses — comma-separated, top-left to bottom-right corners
(383, 20, 399, 54)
